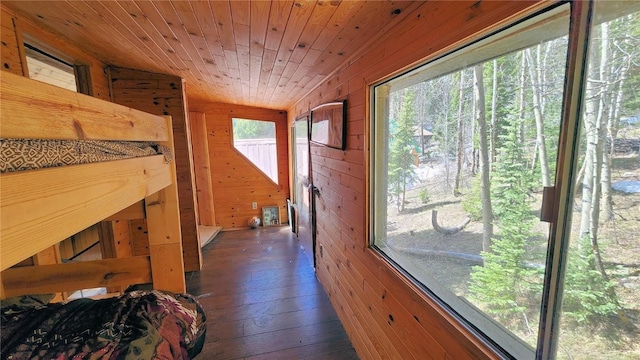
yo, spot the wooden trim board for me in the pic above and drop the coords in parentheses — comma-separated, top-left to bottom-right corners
(0, 71, 168, 141)
(1, 256, 152, 297)
(1, 155, 171, 270)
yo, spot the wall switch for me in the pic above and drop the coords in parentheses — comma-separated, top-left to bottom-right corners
(252, 202, 257, 209)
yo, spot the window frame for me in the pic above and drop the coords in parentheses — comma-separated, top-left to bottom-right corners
(24, 42, 78, 92)
(536, 1, 594, 358)
(230, 117, 280, 185)
(367, 1, 597, 358)
(22, 39, 93, 95)
(291, 114, 310, 207)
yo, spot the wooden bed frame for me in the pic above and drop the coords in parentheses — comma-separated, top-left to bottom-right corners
(0, 71, 186, 299)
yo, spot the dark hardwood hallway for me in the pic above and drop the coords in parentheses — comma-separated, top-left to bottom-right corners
(186, 226, 359, 359)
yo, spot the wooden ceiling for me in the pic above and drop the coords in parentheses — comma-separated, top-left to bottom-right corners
(4, 1, 418, 110)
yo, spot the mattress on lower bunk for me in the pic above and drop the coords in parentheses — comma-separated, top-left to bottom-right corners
(1, 290, 206, 359)
(0, 139, 171, 173)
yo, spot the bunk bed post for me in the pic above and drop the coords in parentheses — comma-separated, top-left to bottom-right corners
(145, 115, 186, 293)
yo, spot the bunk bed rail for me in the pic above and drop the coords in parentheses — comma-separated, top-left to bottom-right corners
(0, 71, 184, 295)
(0, 70, 168, 141)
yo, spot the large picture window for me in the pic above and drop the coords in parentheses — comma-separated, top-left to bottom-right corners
(370, 2, 639, 359)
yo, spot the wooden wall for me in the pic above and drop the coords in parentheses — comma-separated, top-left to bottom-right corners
(288, 1, 539, 359)
(188, 100, 289, 229)
(108, 66, 202, 272)
(1, 7, 25, 77)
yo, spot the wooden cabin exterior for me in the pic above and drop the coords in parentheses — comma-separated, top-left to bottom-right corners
(2, 1, 637, 359)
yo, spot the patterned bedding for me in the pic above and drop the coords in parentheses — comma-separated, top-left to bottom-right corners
(1, 290, 206, 360)
(0, 139, 171, 173)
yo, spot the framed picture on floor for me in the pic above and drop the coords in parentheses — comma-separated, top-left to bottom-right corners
(262, 206, 280, 226)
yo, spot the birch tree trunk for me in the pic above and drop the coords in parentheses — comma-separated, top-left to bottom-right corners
(454, 71, 465, 196)
(490, 59, 498, 170)
(525, 47, 552, 187)
(601, 25, 629, 222)
(415, 82, 428, 155)
(580, 26, 608, 280)
(442, 90, 453, 189)
(471, 88, 478, 175)
(518, 54, 527, 146)
(601, 94, 615, 222)
(580, 110, 597, 242)
(474, 64, 493, 253)
(590, 23, 609, 251)
(591, 104, 606, 278)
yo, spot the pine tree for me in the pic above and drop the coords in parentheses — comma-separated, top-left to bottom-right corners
(388, 89, 418, 211)
(562, 234, 619, 324)
(469, 114, 541, 325)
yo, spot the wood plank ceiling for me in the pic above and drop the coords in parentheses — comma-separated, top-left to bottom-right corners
(4, 1, 418, 110)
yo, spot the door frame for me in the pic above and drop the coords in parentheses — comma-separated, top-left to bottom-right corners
(291, 114, 316, 268)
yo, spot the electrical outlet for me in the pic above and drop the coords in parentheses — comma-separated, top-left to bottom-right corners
(252, 202, 257, 209)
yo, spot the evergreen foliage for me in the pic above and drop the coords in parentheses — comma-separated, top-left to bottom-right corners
(418, 188, 430, 204)
(562, 235, 620, 323)
(469, 114, 542, 322)
(388, 89, 419, 211)
(461, 175, 483, 221)
(613, 12, 640, 115)
(491, 115, 537, 220)
(232, 118, 275, 139)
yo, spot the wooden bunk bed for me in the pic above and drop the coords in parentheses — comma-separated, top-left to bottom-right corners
(0, 71, 206, 358)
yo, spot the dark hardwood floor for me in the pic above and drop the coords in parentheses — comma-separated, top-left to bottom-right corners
(186, 226, 359, 360)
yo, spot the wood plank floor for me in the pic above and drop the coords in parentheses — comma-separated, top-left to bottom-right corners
(186, 226, 359, 360)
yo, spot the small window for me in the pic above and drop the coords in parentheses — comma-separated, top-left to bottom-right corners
(24, 43, 77, 92)
(232, 118, 279, 183)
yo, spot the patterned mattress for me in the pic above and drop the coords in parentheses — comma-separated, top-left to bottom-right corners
(0, 139, 171, 173)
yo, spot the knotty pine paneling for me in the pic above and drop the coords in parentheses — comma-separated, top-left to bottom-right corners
(289, 1, 539, 359)
(1, 8, 25, 76)
(130, 219, 150, 257)
(188, 99, 289, 229)
(109, 66, 202, 272)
